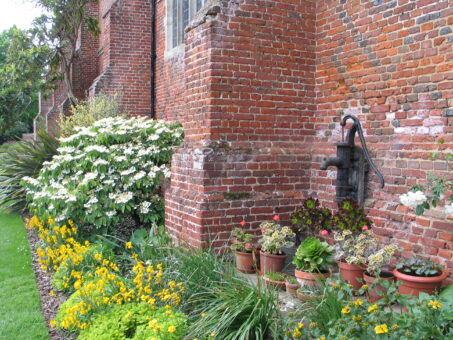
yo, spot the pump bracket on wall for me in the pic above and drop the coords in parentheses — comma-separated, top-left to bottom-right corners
(320, 115, 385, 206)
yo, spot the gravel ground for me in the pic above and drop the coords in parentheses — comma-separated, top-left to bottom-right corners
(25, 225, 67, 340)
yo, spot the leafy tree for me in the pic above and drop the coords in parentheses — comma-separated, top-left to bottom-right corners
(0, 27, 50, 142)
(31, 0, 99, 105)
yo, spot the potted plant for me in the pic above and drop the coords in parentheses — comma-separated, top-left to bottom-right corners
(393, 257, 449, 297)
(285, 277, 300, 294)
(231, 221, 256, 274)
(291, 198, 332, 238)
(333, 229, 375, 290)
(259, 215, 295, 273)
(293, 237, 335, 287)
(330, 198, 373, 233)
(262, 272, 286, 291)
(363, 244, 398, 302)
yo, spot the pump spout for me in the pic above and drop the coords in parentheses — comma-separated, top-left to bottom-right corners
(320, 157, 342, 170)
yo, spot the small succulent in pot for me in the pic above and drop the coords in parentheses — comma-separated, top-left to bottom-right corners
(330, 198, 372, 233)
(393, 257, 448, 297)
(291, 198, 332, 237)
(263, 271, 286, 290)
(293, 237, 335, 273)
(395, 258, 443, 277)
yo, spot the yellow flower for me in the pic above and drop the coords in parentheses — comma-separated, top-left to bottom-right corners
(428, 300, 442, 310)
(360, 284, 368, 290)
(74, 280, 82, 290)
(368, 304, 378, 313)
(201, 313, 207, 317)
(49, 290, 55, 297)
(167, 325, 176, 333)
(49, 319, 57, 328)
(392, 324, 399, 330)
(292, 327, 302, 337)
(297, 322, 304, 329)
(341, 306, 351, 314)
(353, 298, 363, 306)
(94, 253, 103, 261)
(375, 324, 389, 334)
(125, 242, 133, 249)
(309, 322, 317, 329)
(352, 315, 362, 321)
(148, 319, 158, 328)
(317, 338, 326, 340)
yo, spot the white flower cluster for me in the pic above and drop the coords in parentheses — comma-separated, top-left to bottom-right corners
(446, 203, 453, 216)
(23, 117, 184, 231)
(399, 190, 427, 209)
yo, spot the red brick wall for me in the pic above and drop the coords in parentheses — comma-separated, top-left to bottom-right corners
(165, 0, 317, 248)
(90, 0, 152, 116)
(313, 0, 453, 279)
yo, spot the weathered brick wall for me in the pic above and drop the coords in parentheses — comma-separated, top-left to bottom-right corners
(165, 0, 317, 248)
(154, 1, 187, 122)
(312, 0, 453, 281)
(72, 1, 100, 100)
(90, 0, 152, 116)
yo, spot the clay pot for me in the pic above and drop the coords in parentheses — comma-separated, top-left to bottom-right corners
(295, 269, 330, 287)
(262, 276, 286, 291)
(235, 251, 255, 274)
(259, 251, 287, 274)
(285, 281, 301, 294)
(363, 271, 395, 302)
(393, 268, 449, 297)
(339, 261, 365, 290)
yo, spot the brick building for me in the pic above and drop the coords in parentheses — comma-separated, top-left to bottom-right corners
(39, 0, 453, 280)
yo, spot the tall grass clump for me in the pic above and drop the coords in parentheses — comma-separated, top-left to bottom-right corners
(0, 129, 59, 211)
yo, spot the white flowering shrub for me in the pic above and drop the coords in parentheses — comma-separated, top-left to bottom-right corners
(23, 117, 183, 232)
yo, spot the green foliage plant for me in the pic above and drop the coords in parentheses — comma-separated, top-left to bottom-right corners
(78, 303, 187, 340)
(330, 198, 372, 233)
(0, 129, 59, 211)
(59, 93, 125, 137)
(23, 117, 183, 233)
(292, 237, 335, 273)
(366, 244, 398, 278)
(395, 257, 444, 277)
(264, 272, 285, 282)
(333, 229, 376, 266)
(231, 225, 254, 252)
(303, 279, 453, 339)
(291, 198, 332, 237)
(259, 218, 295, 255)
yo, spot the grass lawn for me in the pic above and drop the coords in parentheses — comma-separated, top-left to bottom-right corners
(0, 213, 49, 340)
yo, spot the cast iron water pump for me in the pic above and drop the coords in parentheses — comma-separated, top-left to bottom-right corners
(320, 115, 385, 206)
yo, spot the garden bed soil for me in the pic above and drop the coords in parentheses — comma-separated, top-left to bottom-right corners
(25, 225, 68, 340)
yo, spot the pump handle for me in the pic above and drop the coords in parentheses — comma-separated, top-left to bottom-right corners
(341, 115, 385, 188)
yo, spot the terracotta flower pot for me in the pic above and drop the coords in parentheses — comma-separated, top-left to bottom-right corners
(363, 271, 394, 302)
(393, 268, 449, 297)
(262, 276, 286, 291)
(259, 251, 287, 274)
(285, 281, 300, 294)
(339, 261, 365, 290)
(295, 269, 330, 287)
(235, 251, 255, 274)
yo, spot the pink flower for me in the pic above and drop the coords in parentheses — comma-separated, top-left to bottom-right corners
(245, 243, 253, 250)
(320, 230, 328, 236)
(239, 220, 246, 227)
(261, 227, 266, 232)
(273, 215, 280, 221)
(362, 225, 369, 231)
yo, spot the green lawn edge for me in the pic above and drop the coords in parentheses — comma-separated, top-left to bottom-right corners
(0, 213, 49, 340)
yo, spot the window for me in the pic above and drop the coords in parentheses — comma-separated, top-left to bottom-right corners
(167, 0, 206, 50)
